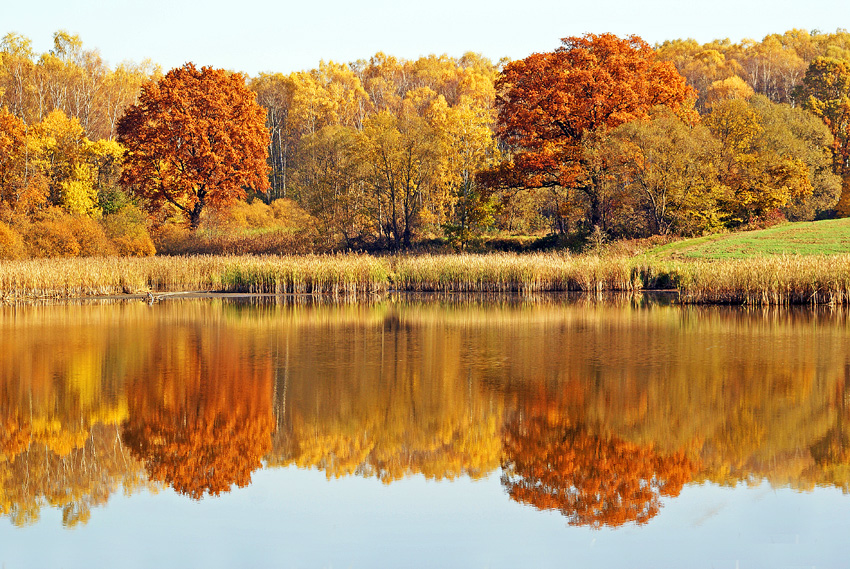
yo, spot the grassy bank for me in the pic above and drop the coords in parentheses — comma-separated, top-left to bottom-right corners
(1, 252, 850, 305)
(646, 218, 850, 259)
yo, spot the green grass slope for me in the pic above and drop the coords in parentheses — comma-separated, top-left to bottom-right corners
(646, 218, 850, 259)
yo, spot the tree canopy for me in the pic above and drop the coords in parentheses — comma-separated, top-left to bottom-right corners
(117, 63, 269, 228)
(796, 56, 850, 215)
(483, 33, 695, 230)
(2, 29, 850, 254)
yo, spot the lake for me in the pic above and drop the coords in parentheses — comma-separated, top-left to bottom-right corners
(0, 295, 848, 568)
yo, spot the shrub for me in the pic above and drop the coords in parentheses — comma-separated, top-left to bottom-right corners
(0, 221, 26, 260)
(68, 215, 116, 257)
(269, 198, 315, 228)
(23, 208, 119, 258)
(154, 198, 321, 255)
(26, 218, 81, 257)
(102, 204, 156, 256)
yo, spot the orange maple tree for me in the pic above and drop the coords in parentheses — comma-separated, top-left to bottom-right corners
(483, 33, 694, 228)
(501, 416, 695, 528)
(117, 63, 269, 228)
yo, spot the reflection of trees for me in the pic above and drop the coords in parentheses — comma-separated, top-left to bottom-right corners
(3, 299, 850, 527)
(269, 313, 504, 481)
(810, 364, 850, 491)
(0, 415, 30, 462)
(122, 326, 275, 499)
(0, 424, 145, 527)
(501, 416, 695, 528)
(124, 411, 271, 499)
(0, 302, 142, 526)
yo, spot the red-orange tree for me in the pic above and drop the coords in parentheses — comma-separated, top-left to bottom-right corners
(484, 34, 694, 230)
(117, 63, 269, 228)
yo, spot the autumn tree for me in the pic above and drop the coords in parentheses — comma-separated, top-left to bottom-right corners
(250, 73, 296, 201)
(606, 107, 722, 235)
(292, 125, 370, 247)
(101, 60, 161, 139)
(654, 30, 850, 113)
(0, 33, 37, 122)
(117, 63, 269, 229)
(705, 76, 755, 107)
(0, 106, 48, 213)
(429, 97, 499, 248)
(795, 56, 850, 216)
(654, 41, 744, 111)
(30, 109, 99, 214)
(750, 95, 841, 220)
(360, 108, 441, 249)
(704, 96, 837, 225)
(483, 33, 695, 234)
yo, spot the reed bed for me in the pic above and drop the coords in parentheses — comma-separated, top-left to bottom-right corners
(675, 255, 850, 305)
(0, 255, 390, 300)
(1, 253, 850, 305)
(219, 254, 390, 295)
(392, 254, 642, 292)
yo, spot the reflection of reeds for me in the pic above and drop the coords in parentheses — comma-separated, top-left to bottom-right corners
(2, 253, 850, 304)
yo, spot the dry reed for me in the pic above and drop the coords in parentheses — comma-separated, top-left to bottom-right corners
(391, 254, 641, 292)
(675, 255, 850, 305)
(1, 253, 849, 305)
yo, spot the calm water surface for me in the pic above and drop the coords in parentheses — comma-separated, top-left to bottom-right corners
(0, 295, 848, 568)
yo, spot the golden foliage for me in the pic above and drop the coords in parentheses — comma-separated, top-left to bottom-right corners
(0, 220, 26, 259)
(1, 300, 850, 525)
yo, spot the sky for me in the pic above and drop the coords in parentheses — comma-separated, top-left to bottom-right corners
(3, 0, 849, 76)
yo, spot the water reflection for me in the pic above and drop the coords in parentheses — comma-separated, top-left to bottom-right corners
(501, 417, 694, 528)
(0, 297, 848, 528)
(122, 322, 275, 499)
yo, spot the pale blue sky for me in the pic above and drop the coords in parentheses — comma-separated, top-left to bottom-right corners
(4, 0, 849, 75)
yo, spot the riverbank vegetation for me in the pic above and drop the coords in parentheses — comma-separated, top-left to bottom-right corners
(1, 251, 849, 305)
(2, 29, 850, 304)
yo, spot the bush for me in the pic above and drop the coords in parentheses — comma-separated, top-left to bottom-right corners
(102, 204, 156, 256)
(26, 218, 82, 257)
(0, 221, 26, 260)
(154, 225, 319, 256)
(23, 208, 119, 258)
(154, 198, 321, 255)
(68, 216, 116, 257)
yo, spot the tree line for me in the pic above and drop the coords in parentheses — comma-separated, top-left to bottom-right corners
(1, 28, 849, 255)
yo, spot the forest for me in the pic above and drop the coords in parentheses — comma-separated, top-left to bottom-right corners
(1, 29, 850, 258)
